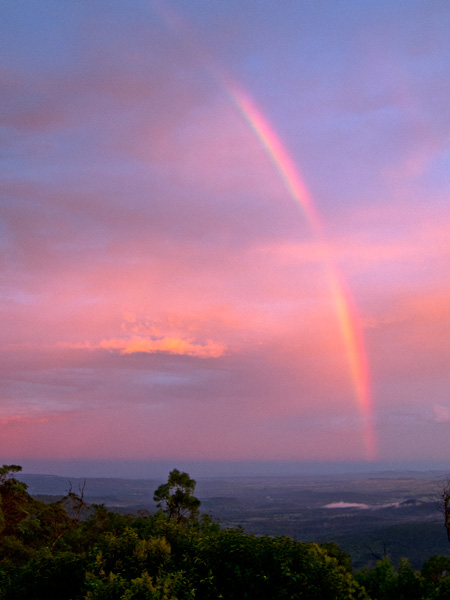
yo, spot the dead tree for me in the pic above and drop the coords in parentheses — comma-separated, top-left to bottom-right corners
(51, 480, 87, 548)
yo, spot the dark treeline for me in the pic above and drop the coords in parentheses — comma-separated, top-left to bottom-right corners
(1, 464, 450, 600)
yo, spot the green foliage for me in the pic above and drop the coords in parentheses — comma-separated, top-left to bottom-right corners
(320, 541, 353, 573)
(4, 465, 450, 600)
(0, 534, 34, 565)
(153, 469, 201, 524)
(184, 528, 369, 599)
(355, 557, 426, 600)
(0, 465, 23, 485)
(0, 497, 5, 536)
(396, 557, 424, 600)
(356, 558, 397, 600)
(421, 555, 450, 600)
(79, 504, 135, 550)
(432, 576, 450, 600)
(86, 527, 172, 581)
(422, 555, 450, 584)
(0, 465, 76, 554)
(1, 549, 86, 600)
(84, 569, 194, 600)
(0, 465, 30, 536)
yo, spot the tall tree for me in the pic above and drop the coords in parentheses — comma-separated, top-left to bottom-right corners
(153, 469, 201, 524)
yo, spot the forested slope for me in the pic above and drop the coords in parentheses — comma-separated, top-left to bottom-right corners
(1, 465, 449, 600)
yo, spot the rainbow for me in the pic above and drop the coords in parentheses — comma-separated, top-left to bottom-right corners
(227, 85, 376, 460)
(153, 2, 377, 460)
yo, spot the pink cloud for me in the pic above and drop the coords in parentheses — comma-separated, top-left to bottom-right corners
(98, 336, 225, 358)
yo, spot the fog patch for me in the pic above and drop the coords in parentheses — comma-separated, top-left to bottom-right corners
(323, 501, 407, 510)
(323, 501, 371, 509)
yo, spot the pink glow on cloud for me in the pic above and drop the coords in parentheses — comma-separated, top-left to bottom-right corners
(98, 336, 225, 358)
(1, 2, 450, 472)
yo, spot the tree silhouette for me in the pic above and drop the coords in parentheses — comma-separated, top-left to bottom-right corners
(0, 464, 30, 535)
(153, 468, 201, 524)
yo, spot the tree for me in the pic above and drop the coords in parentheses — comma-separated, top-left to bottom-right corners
(51, 480, 87, 548)
(355, 557, 397, 600)
(422, 555, 450, 585)
(0, 465, 30, 536)
(153, 469, 201, 524)
(441, 480, 450, 542)
(319, 541, 353, 572)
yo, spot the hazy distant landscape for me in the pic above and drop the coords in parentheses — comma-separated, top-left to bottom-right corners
(20, 470, 450, 569)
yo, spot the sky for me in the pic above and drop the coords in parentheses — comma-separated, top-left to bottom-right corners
(2, 0, 450, 478)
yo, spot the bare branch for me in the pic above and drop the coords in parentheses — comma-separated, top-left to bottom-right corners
(51, 479, 87, 548)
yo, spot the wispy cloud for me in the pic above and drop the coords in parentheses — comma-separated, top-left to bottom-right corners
(0, 415, 64, 426)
